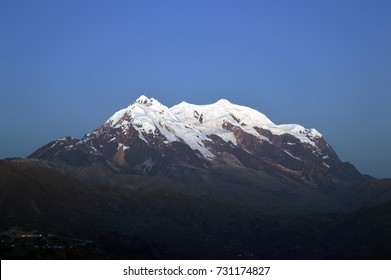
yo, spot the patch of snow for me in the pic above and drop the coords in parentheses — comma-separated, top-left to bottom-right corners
(284, 150, 301, 161)
(137, 133, 148, 144)
(117, 143, 130, 151)
(49, 142, 58, 149)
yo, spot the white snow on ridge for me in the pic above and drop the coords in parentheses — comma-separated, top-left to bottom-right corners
(105, 96, 215, 158)
(104, 95, 323, 157)
(170, 99, 322, 145)
(170, 99, 272, 143)
(270, 124, 322, 146)
(107, 108, 128, 125)
(170, 99, 275, 128)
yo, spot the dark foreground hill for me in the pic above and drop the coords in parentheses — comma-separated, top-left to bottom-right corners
(1, 159, 391, 260)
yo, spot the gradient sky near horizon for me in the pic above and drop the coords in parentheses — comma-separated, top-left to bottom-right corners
(1, 0, 390, 178)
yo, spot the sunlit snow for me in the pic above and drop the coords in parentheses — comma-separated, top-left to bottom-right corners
(104, 95, 323, 159)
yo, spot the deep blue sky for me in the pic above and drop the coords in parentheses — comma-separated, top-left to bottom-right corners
(1, 0, 390, 178)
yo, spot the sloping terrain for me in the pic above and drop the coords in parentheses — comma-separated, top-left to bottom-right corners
(1, 159, 391, 259)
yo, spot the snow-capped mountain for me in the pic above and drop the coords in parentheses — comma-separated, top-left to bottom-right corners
(30, 95, 362, 186)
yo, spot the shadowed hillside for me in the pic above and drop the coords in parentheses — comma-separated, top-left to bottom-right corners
(1, 159, 391, 259)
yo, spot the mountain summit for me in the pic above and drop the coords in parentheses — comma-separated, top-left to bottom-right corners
(30, 95, 361, 188)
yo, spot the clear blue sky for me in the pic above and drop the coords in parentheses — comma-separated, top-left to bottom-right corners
(1, 0, 390, 178)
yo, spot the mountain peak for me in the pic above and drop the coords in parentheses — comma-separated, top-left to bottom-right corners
(133, 95, 161, 107)
(134, 95, 151, 104)
(216, 98, 232, 105)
